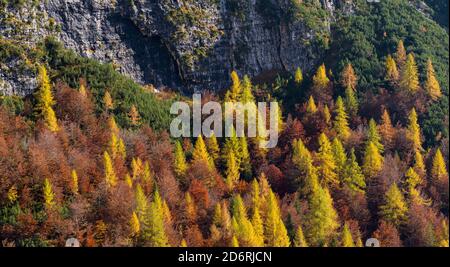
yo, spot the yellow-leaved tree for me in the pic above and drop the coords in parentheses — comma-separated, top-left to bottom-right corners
(407, 108, 422, 152)
(333, 96, 351, 141)
(400, 54, 420, 93)
(385, 54, 399, 82)
(362, 142, 384, 178)
(34, 65, 59, 132)
(316, 133, 338, 187)
(379, 183, 408, 227)
(43, 178, 56, 210)
(103, 151, 117, 188)
(424, 58, 442, 100)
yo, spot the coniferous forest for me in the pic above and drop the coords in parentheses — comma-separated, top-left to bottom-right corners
(0, 0, 449, 247)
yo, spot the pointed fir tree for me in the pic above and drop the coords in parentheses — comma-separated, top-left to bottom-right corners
(206, 133, 220, 165)
(400, 54, 420, 93)
(135, 184, 149, 222)
(378, 109, 395, 149)
(108, 132, 120, 159)
(108, 116, 120, 134)
(292, 139, 319, 194)
(404, 167, 428, 205)
(43, 178, 56, 209)
(240, 75, 255, 103)
(385, 54, 400, 82)
(221, 201, 232, 235)
(379, 183, 408, 227)
(341, 222, 355, 247)
(431, 148, 448, 182)
(185, 192, 197, 222)
(239, 137, 252, 179)
(231, 195, 259, 246)
(34, 65, 59, 132)
(231, 236, 239, 247)
(413, 151, 426, 178)
(264, 190, 290, 247)
(343, 148, 366, 193)
(294, 67, 303, 86)
(424, 58, 442, 100)
(333, 96, 351, 141)
(128, 105, 141, 127)
(305, 180, 339, 246)
(213, 202, 223, 227)
(250, 179, 261, 211)
(294, 225, 308, 247)
(79, 82, 87, 97)
(130, 211, 140, 236)
(331, 138, 347, 182)
(103, 151, 117, 188)
(223, 127, 241, 167)
(125, 173, 133, 188)
(306, 95, 318, 113)
(192, 135, 214, 170)
(225, 150, 240, 190)
(312, 64, 330, 90)
(251, 205, 265, 246)
(366, 119, 384, 153)
(407, 108, 422, 152)
(362, 142, 384, 178)
(317, 133, 338, 187)
(145, 190, 170, 247)
(131, 157, 143, 180)
(355, 230, 364, 247)
(174, 140, 187, 178)
(103, 91, 114, 111)
(323, 104, 331, 126)
(142, 162, 153, 186)
(227, 71, 241, 102)
(71, 169, 79, 195)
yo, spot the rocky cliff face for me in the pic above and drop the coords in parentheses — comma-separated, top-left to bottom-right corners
(1, 0, 344, 95)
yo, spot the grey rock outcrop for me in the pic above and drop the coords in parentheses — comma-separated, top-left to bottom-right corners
(1, 0, 343, 95)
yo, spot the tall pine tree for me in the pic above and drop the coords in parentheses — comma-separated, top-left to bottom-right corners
(333, 97, 351, 141)
(34, 65, 59, 132)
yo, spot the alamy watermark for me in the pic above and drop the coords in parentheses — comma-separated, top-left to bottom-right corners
(170, 94, 279, 148)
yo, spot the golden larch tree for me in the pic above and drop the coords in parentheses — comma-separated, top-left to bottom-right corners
(431, 148, 448, 182)
(103, 91, 114, 111)
(333, 96, 351, 141)
(103, 151, 117, 188)
(379, 183, 408, 227)
(424, 58, 442, 100)
(407, 108, 422, 152)
(312, 64, 330, 90)
(128, 105, 141, 127)
(341, 222, 355, 247)
(400, 54, 420, 93)
(385, 54, 399, 82)
(306, 95, 318, 113)
(362, 142, 384, 178)
(317, 133, 338, 187)
(294, 67, 303, 85)
(34, 65, 59, 132)
(43, 178, 56, 209)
